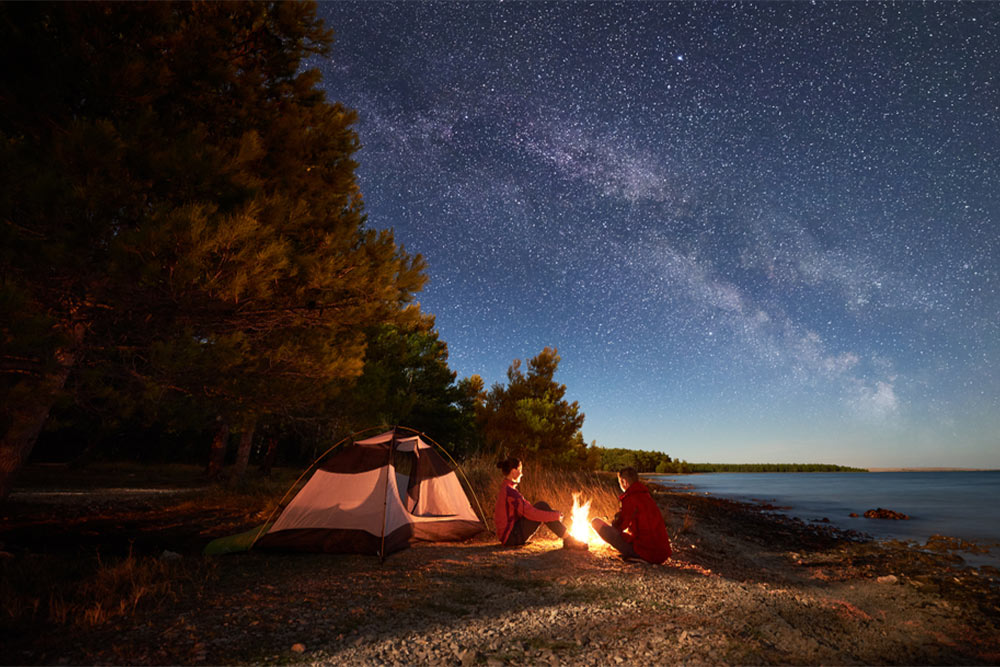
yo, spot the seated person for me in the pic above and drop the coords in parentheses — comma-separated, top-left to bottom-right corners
(494, 457, 567, 546)
(591, 467, 672, 564)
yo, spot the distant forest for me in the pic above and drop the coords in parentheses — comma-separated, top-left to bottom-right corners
(591, 449, 867, 475)
(682, 463, 867, 473)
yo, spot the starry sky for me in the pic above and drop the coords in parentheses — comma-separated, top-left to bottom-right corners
(310, 1, 999, 469)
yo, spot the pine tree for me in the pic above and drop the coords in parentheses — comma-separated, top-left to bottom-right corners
(0, 2, 425, 499)
(332, 317, 482, 456)
(478, 347, 587, 466)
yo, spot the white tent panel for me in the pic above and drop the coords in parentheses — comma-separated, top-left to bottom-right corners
(411, 471, 480, 521)
(355, 432, 430, 451)
(382, 471, 411, 534)
(270, 469, 390, 533)
(259, 429, 484, 554)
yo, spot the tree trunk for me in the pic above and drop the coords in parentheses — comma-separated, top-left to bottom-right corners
(0, 322, 85, 503)
(259, 435, 278, 477)
(205, 420, 229, 482)
(229, 416, 257, 486)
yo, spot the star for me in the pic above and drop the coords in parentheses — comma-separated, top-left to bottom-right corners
(311, 1, 1000, 468)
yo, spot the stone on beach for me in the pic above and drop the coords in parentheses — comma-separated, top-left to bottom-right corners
(863, 507, 910, 520)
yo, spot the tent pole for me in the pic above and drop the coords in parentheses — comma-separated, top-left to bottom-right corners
(247, 425, 385, 551)
(377, 427, 397, 563)
(417, 430, 490, 529)
(247, 424, 483, 556)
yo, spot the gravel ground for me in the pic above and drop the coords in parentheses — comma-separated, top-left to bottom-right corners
(3, 482, 999, 665)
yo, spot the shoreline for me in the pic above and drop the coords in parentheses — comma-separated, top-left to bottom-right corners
(2, 476, 999, 664)
(642, 467, 999, 473)
(647, 470, 1000, 565)
(867, 467, 998, 472)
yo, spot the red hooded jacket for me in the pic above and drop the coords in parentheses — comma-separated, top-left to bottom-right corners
(614, 480, 672, 564)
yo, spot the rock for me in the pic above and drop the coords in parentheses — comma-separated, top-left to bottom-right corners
(160, 550, 182, 560)
(863, 508, 909, 520)
(849, 513, 859, 518)
(876, 575, 898, 584)
(291, 643, 306, 653)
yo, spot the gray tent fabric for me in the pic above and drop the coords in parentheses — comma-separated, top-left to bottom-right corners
(255, 429, 484, 557)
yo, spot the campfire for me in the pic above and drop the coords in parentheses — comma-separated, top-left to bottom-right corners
(564, 492, 593, 550)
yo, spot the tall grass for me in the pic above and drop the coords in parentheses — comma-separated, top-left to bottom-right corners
(0, 548, 215, 630)
(457, 454, 622, 532)
(1, 456, 623, 634)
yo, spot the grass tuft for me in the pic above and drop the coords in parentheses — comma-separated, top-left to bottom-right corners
(1, 547, 216, 631)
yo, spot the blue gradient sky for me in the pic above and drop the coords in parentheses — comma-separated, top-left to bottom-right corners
(310, 2, 999, 468)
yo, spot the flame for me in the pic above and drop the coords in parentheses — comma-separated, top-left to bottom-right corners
(568, 492, 593, 543)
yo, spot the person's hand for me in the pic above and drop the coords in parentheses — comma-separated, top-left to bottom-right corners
(558, 513, 564, 521)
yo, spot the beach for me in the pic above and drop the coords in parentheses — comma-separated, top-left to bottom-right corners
(2, 478, 999, 665)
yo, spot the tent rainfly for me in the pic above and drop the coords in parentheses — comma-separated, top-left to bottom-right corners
(254, 429, 484, 557)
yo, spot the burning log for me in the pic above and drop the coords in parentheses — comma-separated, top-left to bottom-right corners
(564, 492, 594, 550)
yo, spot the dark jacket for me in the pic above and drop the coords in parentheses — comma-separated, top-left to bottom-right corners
(613, 481, 672, 564)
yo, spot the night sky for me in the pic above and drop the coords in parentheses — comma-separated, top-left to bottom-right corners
(310, 2, 999, 468)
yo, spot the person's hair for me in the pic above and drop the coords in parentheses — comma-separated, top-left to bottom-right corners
(497, 457, 521, 475)
(618, 467, 639, 485)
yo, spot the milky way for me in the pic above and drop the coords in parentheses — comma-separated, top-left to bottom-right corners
(309, 2, 999, 467)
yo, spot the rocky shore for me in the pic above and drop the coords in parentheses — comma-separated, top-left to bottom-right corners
(3, 480, 999, 665)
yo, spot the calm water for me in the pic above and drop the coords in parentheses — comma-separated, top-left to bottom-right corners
(651, 471, 1000, 564)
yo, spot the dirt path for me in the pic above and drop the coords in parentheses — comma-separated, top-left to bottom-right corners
(3, 483, 999, 665)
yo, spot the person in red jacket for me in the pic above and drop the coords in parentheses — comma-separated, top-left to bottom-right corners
(494, 457, 568, 546)
(591, 467, 672, 564)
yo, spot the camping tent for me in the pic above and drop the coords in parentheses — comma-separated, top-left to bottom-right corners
(253, 428, 484, 557)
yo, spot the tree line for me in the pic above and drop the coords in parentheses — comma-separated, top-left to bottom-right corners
(591, 447, 692, 474)
(1, 3, 658, 500)
(6, 3, 848, 500)
(684, 463, 867, 473)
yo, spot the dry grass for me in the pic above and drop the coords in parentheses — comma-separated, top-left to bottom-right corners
(457, 455, 622, 532)
(674, 502, 696, 536)
(2, 456, 619, 635)
(0, 547, 215, 631)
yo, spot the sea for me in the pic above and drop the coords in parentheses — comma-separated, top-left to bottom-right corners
(649, 471, 1000, 568)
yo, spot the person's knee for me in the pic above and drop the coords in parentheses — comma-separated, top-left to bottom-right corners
(534, 501, 553, 512)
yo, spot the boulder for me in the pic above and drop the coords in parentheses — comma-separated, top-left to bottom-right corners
(863, 508, 909, 520)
